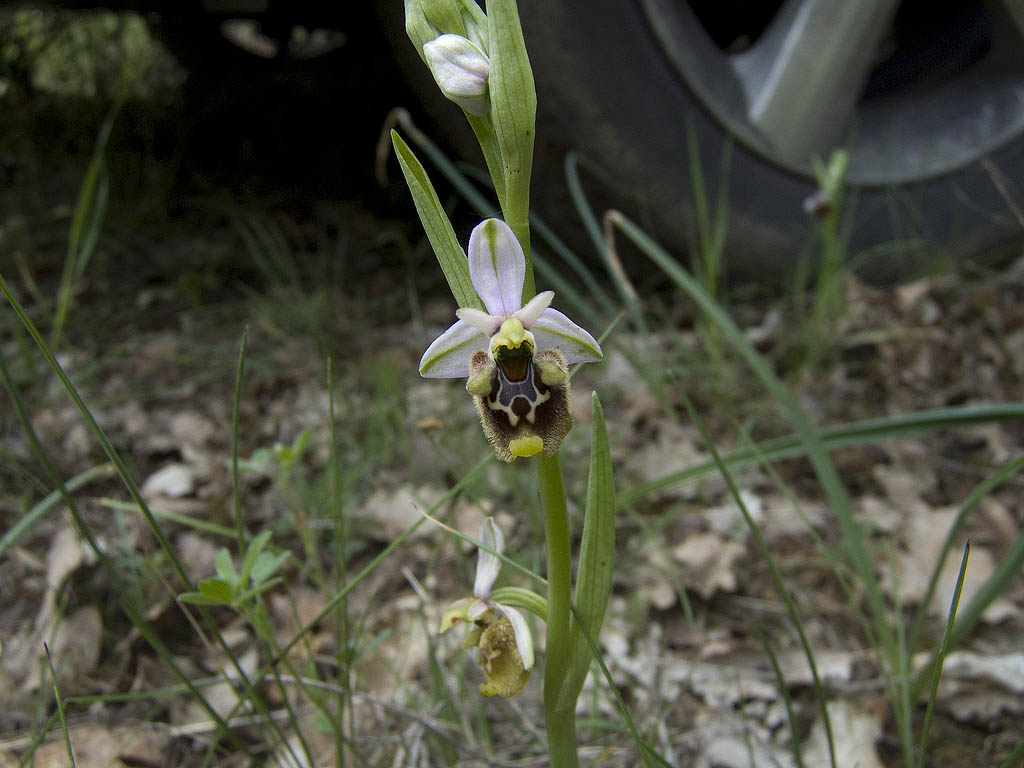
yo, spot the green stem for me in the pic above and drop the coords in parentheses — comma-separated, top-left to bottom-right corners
(537, 453, 578, 767)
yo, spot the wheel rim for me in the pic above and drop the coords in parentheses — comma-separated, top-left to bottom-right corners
(642, 0, 1024, 185)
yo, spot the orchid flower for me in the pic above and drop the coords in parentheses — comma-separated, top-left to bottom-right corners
(423, 33, 491, 115)
(419, 218, 602, 461)
(440, 517, 535, 698)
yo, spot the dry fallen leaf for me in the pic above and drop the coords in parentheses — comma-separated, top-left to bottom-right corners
(141, 462, 195, 499)
(804, 699, 885, 768)
(48, 606, 102, 695)
(672, 532, 746, 599)
(7, 526, 90, 692)
(357, 486, 442, 541)
(7, 724, 170, 768)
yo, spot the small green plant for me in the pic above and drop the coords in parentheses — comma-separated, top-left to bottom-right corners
(178, 530, 291, 608)
(793, 148, 852, 370)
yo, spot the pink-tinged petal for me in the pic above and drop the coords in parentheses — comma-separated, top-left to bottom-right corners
(419, 319, 487, 378)
(514, 290, 554, 329)
(494, 604, 534, 670)
(422, 34, 490, 115)
(531, 308, 603, 364)
(468, 219, 525, 317)
(456, 307, 502, 337)
(473, 517, 505, 598)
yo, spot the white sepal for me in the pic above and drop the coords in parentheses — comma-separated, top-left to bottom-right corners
(419, 319, 487, 378)
(531, 307, 604, 364)
(468, 219, 526, 318)
(473, 517, 505, 598)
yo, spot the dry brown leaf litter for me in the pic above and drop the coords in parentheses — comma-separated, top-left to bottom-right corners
(2, 268, 1024, 765)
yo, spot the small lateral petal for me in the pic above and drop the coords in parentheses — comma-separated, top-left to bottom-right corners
(468, 219, 525, 318)
(419, 319, 488, 378)
(514, 290, 554, 328)
(531, 307, 603, 364)
(439, 597, 476, 633)
(456, 306, 501, 337)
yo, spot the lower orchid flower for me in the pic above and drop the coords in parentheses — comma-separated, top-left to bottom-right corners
(419, 218, 602, 461)
(440, 517, 535, 698)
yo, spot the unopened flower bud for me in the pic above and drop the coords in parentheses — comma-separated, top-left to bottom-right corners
(423, 33, 490, 116)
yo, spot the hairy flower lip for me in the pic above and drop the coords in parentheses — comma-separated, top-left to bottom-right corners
(419, 219, 602, 379)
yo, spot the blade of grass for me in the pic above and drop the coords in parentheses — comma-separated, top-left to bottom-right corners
(674, 381, 837, 768)
(0, 464, 114, 559)
(997, 739, 1024, 768)
(44, 642, 76, 768)
(98, 498, 237, 539)
(916, 542, 970, 768)
(912, 480, 1024, 702)
(750, 624, 806, 768)
(231, 328, 248, 551)
(686, 120, 731, 299)
(52, 101, 118, 345)
(618, 403, 1024, 509)
(907, 452, 1024, 655)
(328, 354, 354, 768)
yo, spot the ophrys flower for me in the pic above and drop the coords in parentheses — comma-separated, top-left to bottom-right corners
(440, 517, 534, 698)
(420, 218, 602, 460)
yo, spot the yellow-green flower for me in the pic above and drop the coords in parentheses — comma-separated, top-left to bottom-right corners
(420, 218, 603, 461)
(440, 517, 534, 698)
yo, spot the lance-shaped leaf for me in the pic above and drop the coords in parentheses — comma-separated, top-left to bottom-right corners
(559, 392, 615, 709)
(391, 130, 484, 311)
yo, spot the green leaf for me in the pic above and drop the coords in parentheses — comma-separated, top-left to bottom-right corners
(179, 577, 234, 605)
(391, 129, 483, 311)
(312, 710, 335, 736)
(236, 446, 273, 474)
(559, 392, 615, 709)
(215, 548, 237, 586)
(250, 549, 290, 586)
(240, 529, 273, 586)
(232, 576, 283, 606)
